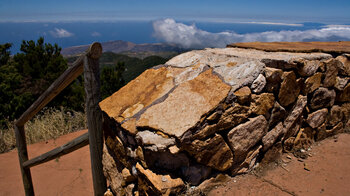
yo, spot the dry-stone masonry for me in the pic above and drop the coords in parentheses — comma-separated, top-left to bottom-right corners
(99, 47, 350, 195)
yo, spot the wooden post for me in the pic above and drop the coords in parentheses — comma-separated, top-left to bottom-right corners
(84, 42, 106, 196)
(14, 125, 34, 196)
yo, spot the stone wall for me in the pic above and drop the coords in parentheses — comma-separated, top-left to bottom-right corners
(99, 48, 350, 195)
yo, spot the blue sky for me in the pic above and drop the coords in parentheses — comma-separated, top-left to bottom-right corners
(1, 0, 350, 24)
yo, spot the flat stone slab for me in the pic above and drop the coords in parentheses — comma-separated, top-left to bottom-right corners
(137, 69, 230, 138)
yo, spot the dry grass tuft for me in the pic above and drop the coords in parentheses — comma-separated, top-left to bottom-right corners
(0, 107, 86, 153)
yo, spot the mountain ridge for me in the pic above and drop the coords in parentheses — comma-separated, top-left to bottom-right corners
(61, 40, 185, 58)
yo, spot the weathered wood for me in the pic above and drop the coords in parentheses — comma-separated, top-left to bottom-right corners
(23, 132, 89, 168)
(15, 55, 85, 126)
(14, 125, 34, 196)
(84, 42, 106, 196)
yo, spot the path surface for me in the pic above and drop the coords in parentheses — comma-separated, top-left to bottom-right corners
(0, 129, 93, 196)
(208, 133, 350, 196)
(228, 41, 350, 54)
(0, 131, 349, 196)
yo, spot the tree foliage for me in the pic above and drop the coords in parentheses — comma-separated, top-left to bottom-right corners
(101, 62, 125, 99)
(0, 38, 85, 127)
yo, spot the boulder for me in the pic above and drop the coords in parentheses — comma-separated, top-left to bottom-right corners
(336, 55, 350, 76)
(250, 74, 266, 93)
(251, 93, 275, 115)
(337, 83, 350, 102)
(283, 95, 307, 140)
(227, 115, 267, 164)
(180, 164, 211, 185)
(264, 67, 283, 92)
(135, 131, 175, 152)
(306, 108, 328, 129)
(184, 134, 233, 171)
(262, 122, 284, 151)
(323, 59, 339, 88)
(303, 72, 322, 94)
(310, 87, 336, 110)
(278, 71, 300, 107)
(334, 77, 349, 91)
(297, 60, 319, 76)
(234, 86, 251, 105)
(102, 144, 125, 195)
(317, 122, 344, 141)
(269, 102, 286, 128)
(328, 105, 344, 127)
(193, 104, 250, 140)
(136, 163, 185, 195)
(264, 67, 283, 83)
(232, 145, 262, 175)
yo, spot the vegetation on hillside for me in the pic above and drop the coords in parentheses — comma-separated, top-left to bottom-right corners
(0, 38, 85, 127)
(0, 37, 170, 151)
(99, 52, 168, 83)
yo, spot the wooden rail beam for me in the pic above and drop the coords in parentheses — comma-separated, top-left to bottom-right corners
(23, 132, 89, 168)
(84, 42, 107, 196)
(15, 55, 84, 126)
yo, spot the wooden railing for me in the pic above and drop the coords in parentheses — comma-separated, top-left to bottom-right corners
(14, 42, 106, 196)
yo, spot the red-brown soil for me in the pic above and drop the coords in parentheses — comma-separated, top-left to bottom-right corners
(0, 129, 93, 196)
(1, 131, 349, 196)
(208, 133, 350, 196)
(227, 41, 350, 54)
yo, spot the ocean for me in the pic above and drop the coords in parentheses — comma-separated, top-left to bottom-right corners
(1, 20, 349, 54)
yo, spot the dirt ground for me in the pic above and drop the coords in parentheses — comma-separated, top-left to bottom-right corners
(207, 133, 350, 196)
(0, 131, 349, 196)
(227, 41, 350, 54)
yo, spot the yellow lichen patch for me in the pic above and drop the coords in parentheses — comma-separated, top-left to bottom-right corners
(99, 67, 175, 123)
(121, 103, 144, 119)
(227, 62, 237, 67)
(192, 62, 202, 69)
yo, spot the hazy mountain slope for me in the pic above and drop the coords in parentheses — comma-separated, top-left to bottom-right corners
(61, 40, 184, 58)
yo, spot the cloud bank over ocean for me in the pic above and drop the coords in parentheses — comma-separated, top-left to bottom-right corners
(49, 28, 74, 38)
(153, 18, 350, 48)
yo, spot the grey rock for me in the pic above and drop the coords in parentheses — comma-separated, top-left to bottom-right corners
(307, 108, 328, 129)
(135, 130, 176, 151)
(181, 164, 212, 185)
(310, 87, 336, 110)
(334, 77, 349, 91)
(328, 105, 344, 127)
(298, 60, 319, 76)
(283, 95, 307, 140)
(323, 59, 339, 88)
(269, 102, 286, 128)
(251, 74, 267, 93)
(262, 122, 284, 151)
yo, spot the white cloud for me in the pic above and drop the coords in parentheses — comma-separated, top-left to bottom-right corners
(152, 18, 350, 49)
(238, 21, 303, 27)
(49, 28, 74, 38)
(91, 31, 101, 37)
